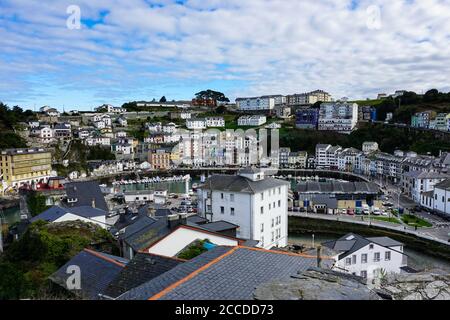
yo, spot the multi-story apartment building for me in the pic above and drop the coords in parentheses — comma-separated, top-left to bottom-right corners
(295, 108, 319, 129)
(237, 115, 267, 126)
(205, 117, 225, 128)
(278, 147, 291, 168)
(186, 118, 207, 130)
(337, 148, 363, 172)
(197, 168, 289, 249)
(53, 123, 72, 140)
(411, 111, 436, 128)
(315, 144, 342, 169)
(288, 151, 308, 168)
(149, 148, 172, 170)
(235, 96, 275, 111)
(318, 102, 358, 133)
(433, 113, 450, 131)
(358, 106, 377, 122)
(286, 90, 332, 106)
(362, 142, 379, 154)
(0, 148, 52, 189)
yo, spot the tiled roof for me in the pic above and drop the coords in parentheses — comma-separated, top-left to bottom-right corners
(102, 252, 183, 299)
(48, 249, 126, 300)
(118, 246, 327, 300)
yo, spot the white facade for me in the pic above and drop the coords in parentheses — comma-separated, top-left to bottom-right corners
(362, 142, 379, 153)
(146, 226, 239, 257)
(206, 117, 225, 128)
(318, 102, 359, 133)
(197, 170, 289, 249)
(332, 239, 406, 278)
(186, 118, 207, 130)
(237, 115, 267, 126)
(85, 137, 111, 146)
(315, 144, 342, 169)
(236, 97, 275, 111)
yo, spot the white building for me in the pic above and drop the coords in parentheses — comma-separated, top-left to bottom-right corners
(145, 223, 240, 257)
(402, 171, 450, 203)
(162, 123, 178, 133)
(237, 115, 267, 126)
(186, 118, 207, 130)
(318, 102, 359, 133)
(323, 233, 407, 279)
(421, 179, 450, 217)
(236, 96, 275, 111)
(30, 206, 108, 229)
(85, 136, 111, 147)
(116, 116, 128, 127)
(197, 168, 289, 249)
(206, 117, 225, 128)
(362, 142, 379, 154)
(315, 144, 342, 169)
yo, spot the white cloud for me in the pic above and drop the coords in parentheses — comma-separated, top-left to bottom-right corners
(1, 0, 450, 108)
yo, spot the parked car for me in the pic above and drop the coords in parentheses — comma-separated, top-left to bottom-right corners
(363, 209, 370, 215)
(341, 209, 347, 215)
(372, 207, 381, 216)
(347, 209, 355, 216)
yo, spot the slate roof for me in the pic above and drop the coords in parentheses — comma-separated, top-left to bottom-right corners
(297, 181, 379, 194)
(435, 179, 450, 191)
(187, 215, 208, 225)
(30, 205, 107, 223)
(200, 221, 239, 232)
(118, 246, 326, 300)
(322, 233, 404, 260)
(199, 174, 289, 194)
(102, 253, 183, 299)
(120, 216, 171, 251)
(48, 249, 126, 300)
(64, 181, 109, 211)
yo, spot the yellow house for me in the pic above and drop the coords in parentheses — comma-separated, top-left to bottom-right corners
(0, 148, 52, 189)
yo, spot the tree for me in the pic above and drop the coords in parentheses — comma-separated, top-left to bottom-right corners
(195, 90, 230, 102)
(423, 89, 440, 102)
(159, 96, 167, 103)
(215, 105, 227, 114)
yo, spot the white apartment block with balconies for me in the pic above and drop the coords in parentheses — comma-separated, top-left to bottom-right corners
(318, 102, 358, 133)
(236, 96, 275, 111)
(197, 168, 289, 249)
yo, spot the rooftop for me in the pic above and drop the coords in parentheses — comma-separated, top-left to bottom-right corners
(199, 174, 289, 194)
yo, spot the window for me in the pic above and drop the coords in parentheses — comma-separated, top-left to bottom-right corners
(221, 193, 224, 199)
(269, 203, 271, 210)
(260, 193, 264, 200)
(345, 257, 352, 266)
(369, 244, 374, 249)
(278, 200, 281, 207)
(385, 251, 391, 261)
(260, 206, 264, 214)
(361, 254, 368, 264)
(374, 252, 381, 262)
(271, 232, 274, 242)
(220, 206, 224, 214)
(271, 219, 274, 227)
(352, 255, 357, 264)
(278, 187, 281, 194)
(360, 271, 367, 278)
(260, 223, 264, 233)
(230, 194, 234, 202)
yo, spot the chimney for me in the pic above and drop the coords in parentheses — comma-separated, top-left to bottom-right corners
(167, 214, 180, 230)
(316, 246, 322, 268)
(92, 198, 96, 208)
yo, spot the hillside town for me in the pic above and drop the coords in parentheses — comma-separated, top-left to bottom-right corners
(1, 87, 450, 301)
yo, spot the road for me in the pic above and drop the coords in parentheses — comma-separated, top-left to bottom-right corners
(289, 211, 450, 245)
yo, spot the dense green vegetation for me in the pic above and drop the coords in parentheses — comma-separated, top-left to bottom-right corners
(280, 123, 450, 155)
(353, 89, 450, 123)
(177, 239, 209, 260)
(26, 192, 51, 217)
(195, 89, 229, 102)
(0, 221, 118, 299)
(0, 103, 36, 149)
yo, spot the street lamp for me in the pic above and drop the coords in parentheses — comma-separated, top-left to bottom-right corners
(312, 233, 315, 248)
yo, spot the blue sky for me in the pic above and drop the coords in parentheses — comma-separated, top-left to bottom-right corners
(1, 0, 450, 111)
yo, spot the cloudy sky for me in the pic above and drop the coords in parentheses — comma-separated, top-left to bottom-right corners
(1, 0, 450, 110)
